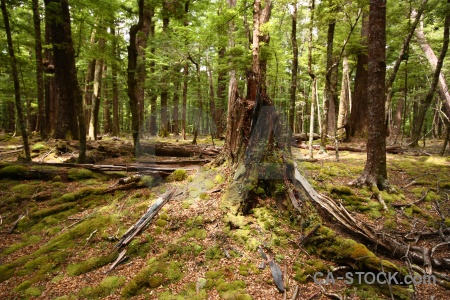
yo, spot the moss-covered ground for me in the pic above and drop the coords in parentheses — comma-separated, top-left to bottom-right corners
(0, 136, 449, 299)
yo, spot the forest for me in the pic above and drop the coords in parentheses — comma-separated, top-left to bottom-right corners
(0, 0, 450, 299)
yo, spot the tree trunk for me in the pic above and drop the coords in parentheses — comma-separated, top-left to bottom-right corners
(1, 0, 31, 161)
(46, 0, 80, 141)
(182, 62, 188, 140)
(43, 15, 55, 138)
(348, 12, 369, 139)
(189, 55, 203, 144)
(149, 11, 157, 137)
(289, 2, 298, 153)
(322, 20, 336, 150)
(160, 4, 170, 137)
(111, 24, 120, 136)
(172, 67, 181, 136)
(411, 3, 450, 146)
(337, 56, 350, 136)
(216, 47, 227, 137)
(352, 0, 387, 189)
(102, 64, 111, 134)
(88, 36, 105, 141)
(136, 2, 152, 137)
(308, 0, 316, 159)
(207, 59, 216, 139)
(84, 30, 96, 128)
(127, 0, 144, 156)
(32, 0, 45, 137)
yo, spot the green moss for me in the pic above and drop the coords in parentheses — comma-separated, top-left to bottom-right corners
(24, 286, 42, 298)
(327, 185, 354, 196)
(149, 275, 165, 288)
(67, 253, 117, 276)
(186, 216, 204, 227)
(155, 219, 168, 227)
(79, 276, 126, 299)
(205, 245, 223, 260)
(1, 235, 41, 256)
(30, 202, 76, 221)
(238, 263, 259, 276)
(11, 183, 38, 198)
(166, 169, 187, 182)
(214, 174, 225, 184)
(184, 228, 207, 239)
(216, 280, 250, 300)
(293, 259, 329, 283)
(31, 143, 48, 152)
(14, 280, 33, 292)
(0, 165, 28, 179)
(425, 191, 440, 202)
(67, 168, 96, 181)
(0, 264, 16, 283)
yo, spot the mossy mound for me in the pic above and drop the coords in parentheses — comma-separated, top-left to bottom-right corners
(0, 165, 28, 179)
(166, 169, 187, 182)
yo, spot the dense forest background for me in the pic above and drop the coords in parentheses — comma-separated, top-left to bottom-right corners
(1, 0, 449, 154)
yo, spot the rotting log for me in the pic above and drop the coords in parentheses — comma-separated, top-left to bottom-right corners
(292, 162, 450, 273)
(292, 143, 403, 154)
(141, 142, 221, 158)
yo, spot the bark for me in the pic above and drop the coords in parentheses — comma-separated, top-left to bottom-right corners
(136, 2, 152, 137)
(348, 12, 369, 139)
(46, 0, 80, 140)
(32, 0, 45, 137)
(412, 12, 450, 145)
(308, 0, 316, 159)
(337, 56, 350, 136)
(84, 30, 96, 127)
(43, 14, 56, 138)
(1, 0, 31, 161)
(352, 0, 387, 189)
(127, 0, 144, 156)
(207, 59, 216, 139)
(289, 2, 298, 153)
(102, 64, 111, 134)
(182, 61, 188, 140)
(216, 47, 227, 137)
(172, 68, 181, 136)
(149, 12, 157, 136)
(111, 24, 120, 136)
(322, 20, 336, 149)
(88, 37, 105, 140)
(160, 3, 170, 137)
(188, 55, 203, 144)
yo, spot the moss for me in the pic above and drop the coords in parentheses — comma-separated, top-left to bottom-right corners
(425, 191, 440, 202)
(327, 185, 354, 196)
(79, 276, 126, 299)
(14, 280, 33, 292)
(24, 286, 42, 298)
(67, 168, 96, 181)
(67, 253, 117, 276)
(149, 275, 165, 288)
(166, 169, 187, 182)
(184, 228, 207, 239)
(238, 263, 259, 276)
(30, 202, 76, 221)
(155, 218, 168, 227)
(205, 245, 223, 260)
(216, 280, 250, 300)
(11, 183, 38, 198)
(0, 263, 17, 283)
(1, 235, 41, 256)
(293, 259, 329, 283)
(31, 143, 48, 152)
(0, 165, 28, 179)
(214, 174, 225, 184)
(186, 216, 204, 227)
(225, 213, 247, 228)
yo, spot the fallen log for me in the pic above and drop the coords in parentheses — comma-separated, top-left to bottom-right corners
(292, 143, 404, 154)
(291, 133, 320, 142)
(141, 142, 221, 158)
(114, 190, 175, 250)
(292, 162, 450, 272)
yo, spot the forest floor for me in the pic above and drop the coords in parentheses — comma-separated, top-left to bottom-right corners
(0, 133, 449, 300)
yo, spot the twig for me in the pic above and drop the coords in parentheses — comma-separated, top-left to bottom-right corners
(106, 249, 128, 274)
(380, 260, 394, 300)
(392, 190, 429, 208)
(8, 214, 25, 233)
(40, 147, 55, 162)
(290, 285, 299, 300)
(63, 210, 97, 231)
(85, 229, 98, 245)
(431, 242, 450, 257)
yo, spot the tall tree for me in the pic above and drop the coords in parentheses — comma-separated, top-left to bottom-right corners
(348, 12, 369, 139)
(1, 0, 31, 161)
(351, 0, 387, 189)
(32, 0, 46, 138)
(44, 0, 86, 162)
(127, 0, 144, 155)
(88, 35, 105, 140)
(288, 1, 298, 153)
(110, 24, 120, 136)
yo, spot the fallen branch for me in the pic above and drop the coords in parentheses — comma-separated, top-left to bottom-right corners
(114, 190, 175, 250)
(8, 214, 25, 233)
(392, 191, 429, 208)
(106, 249, 128, 274)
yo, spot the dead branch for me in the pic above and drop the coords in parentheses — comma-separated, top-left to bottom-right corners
(114, 190, 175, 250)
(106, 249, 128, 274)
(392, 190, 429, 208)
(8, 214, 25, 233)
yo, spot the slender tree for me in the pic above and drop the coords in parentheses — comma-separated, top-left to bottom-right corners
(288, 1, 298, 153)
(1, 0, 31, 161)
(32, 0, 46, 137)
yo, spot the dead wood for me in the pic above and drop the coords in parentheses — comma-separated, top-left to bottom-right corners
(8, 214, 25, 233)
(258, 247, 285, 293)
(114, 190, 175, 250)
(292, 133, 320, 143)
(293, 162, 450, 272)
(107, 249, 128, 273)
(292, 143, 404, 154)
(141, 142, 221, 158)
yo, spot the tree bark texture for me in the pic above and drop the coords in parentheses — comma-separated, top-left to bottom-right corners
(110, 24, 120, 136)
(1, 0, 31, 161)
(348, 12, 369, 139)
(322, 20, 336, 149)
(289, 2, 298, 153)
(127, 0, 144, 156)
(32, 0, 46, 137)
(88, 36, 105, 140)
(337, 56, 350, 136)
(354, 0, 387, 188)
(45, 0, 81, 141)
